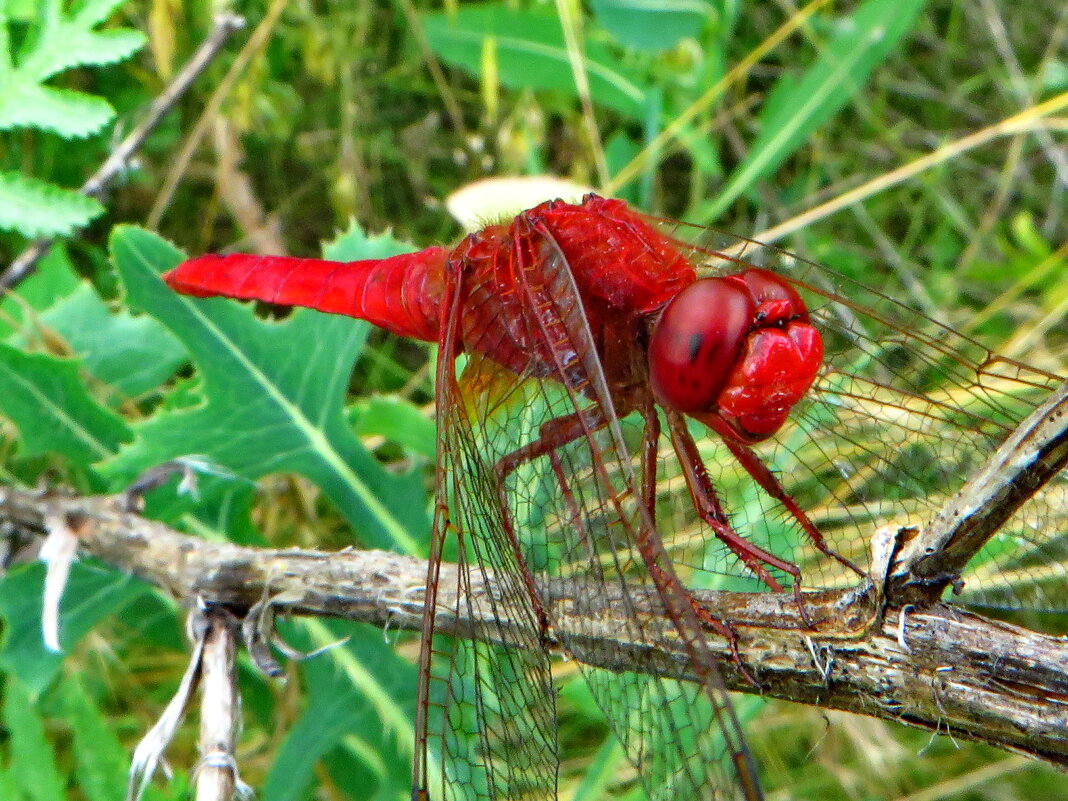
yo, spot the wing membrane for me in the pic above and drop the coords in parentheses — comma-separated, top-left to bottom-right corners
(419, 218, 761, 801)
(654, 223, 1067, 610)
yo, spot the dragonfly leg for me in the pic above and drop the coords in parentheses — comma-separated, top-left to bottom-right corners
(665, 411, 801, 596)
(492, 406, 610, 640)
(704, 415, 867, 580)
(639, 403, 763, 687)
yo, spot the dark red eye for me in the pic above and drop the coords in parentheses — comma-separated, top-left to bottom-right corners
(648, 269, 823, 440)
(648, 277, 754, 414)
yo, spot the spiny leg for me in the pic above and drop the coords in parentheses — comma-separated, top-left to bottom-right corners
(703, 415, 866, 580)
(492, 406, 611, 639)
(665, 411, 799, 594)
(640, 402, 761, 686)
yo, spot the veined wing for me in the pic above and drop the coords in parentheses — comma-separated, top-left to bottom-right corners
(416, 215, 762, 801)
(656, 221, 1067, 612)
(414, 256, 559, 801)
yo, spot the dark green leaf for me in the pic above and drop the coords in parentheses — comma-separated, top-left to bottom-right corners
(101, 226, 430, 554)
(423, 5, 649, 119)
(0, 344, 131, 466)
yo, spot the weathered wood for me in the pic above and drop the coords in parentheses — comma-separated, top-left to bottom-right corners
(3, 485, 1066, 766)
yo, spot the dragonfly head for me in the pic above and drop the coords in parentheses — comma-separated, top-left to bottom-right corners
(648, 269, 823, 441)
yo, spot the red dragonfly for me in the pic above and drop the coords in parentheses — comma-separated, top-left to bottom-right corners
(164, 194, 1065, 801)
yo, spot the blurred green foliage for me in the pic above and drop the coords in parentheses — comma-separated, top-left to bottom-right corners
(1, 1, 1066, 800)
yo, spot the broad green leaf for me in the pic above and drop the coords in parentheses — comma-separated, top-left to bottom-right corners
(62, 677, 129, 801)
(0, 343, 131, 466)
(591, 0, 711, 52)
(701, 0, 927, 219)
(0, 172, 104, 237)
(1, 677, 64, 801)
(102, 226, 430, 554)
(38, 283, 187, 400)
(265, 620, 416, 801)
(0, 562, 150, 692)
(423, 4, 649, 119)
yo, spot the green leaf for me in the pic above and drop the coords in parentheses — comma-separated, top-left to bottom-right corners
(101, 226, 430, 554)
(38, 283, 187, 400)
(323, 218, 421, 261)
(1, 677, 65, 801)
(591, 0, 711, 52)
(423, 4, 650, 119)
(0, 0, 144, 136)
(0, 172, 104, 237)
(0, 562, 150, 692)
(264, 620, 416, 801)
(62, 676, 129, 801)
(0, 84, 116, 138)
(701, 0, 927, 219)
(350, 396, 435, 461)
(0, 244, 81, 339)
(0, 342, 131, 466)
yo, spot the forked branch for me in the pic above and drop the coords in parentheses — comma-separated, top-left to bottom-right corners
(891, 379, 1068, 604)
(1, 482, 1066, 767)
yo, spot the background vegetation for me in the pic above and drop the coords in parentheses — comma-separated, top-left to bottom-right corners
(1, 1, 1066, 799)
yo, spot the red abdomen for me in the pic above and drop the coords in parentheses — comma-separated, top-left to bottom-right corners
(163, 249, 448, 342)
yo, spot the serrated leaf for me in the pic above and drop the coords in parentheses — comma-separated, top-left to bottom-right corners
(1, 0, 144, 83)
(0, 84, 116, 137)
(39, 283, 187, 400)
(1, 677, 65, 801)
(0, 172, 104, 237)
(101, 226, 430, 554)
(0, 562, 149, 692)
(422, 4, 649, 119)
(591, 0, 711, 52)
(324, 219, 419, 261)
(0, 0, 144, 138)
(701, 0, 927, 219)
(0, 342, 131, 466)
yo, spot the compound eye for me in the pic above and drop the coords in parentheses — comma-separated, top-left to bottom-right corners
(648, 278, 754, 414)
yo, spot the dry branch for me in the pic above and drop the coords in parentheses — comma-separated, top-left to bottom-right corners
(2, 484, 1066, 768)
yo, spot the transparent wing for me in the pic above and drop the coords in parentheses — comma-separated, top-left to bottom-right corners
(418, 217, 761, 801)
(416, 262, 559, 801)
(652, 221, 1067, 613)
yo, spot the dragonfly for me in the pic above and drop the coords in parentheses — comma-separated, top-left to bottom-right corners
(164, 194, 1066, 801)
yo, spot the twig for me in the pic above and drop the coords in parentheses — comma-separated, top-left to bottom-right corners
(894, 380, 1068, 603)
(2, 485, 1066, 765)
(0, 13, 246, 290)
(195, 608, 247, 801)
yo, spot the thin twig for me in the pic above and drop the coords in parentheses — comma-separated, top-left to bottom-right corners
(0, 13, 246, 290)
(195, 608, 246, 801)
(896, 380, 1068, 601)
